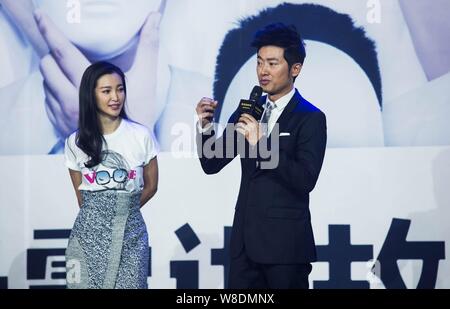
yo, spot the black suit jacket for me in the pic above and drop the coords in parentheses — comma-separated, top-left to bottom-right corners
(197, 90, 327, 264)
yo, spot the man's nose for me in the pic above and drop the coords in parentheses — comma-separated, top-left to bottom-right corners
(259, 64, 269, 75)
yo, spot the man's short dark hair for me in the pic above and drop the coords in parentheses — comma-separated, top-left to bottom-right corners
(251, 22, 306, 69)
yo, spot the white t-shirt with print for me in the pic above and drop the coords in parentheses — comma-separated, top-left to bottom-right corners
(64, 119, 158, 192)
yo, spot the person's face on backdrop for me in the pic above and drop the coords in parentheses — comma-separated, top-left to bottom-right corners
(95, 73, 125, 119)
(221, 41, 383, 147)
(35, 0, 161, 58)
(257, 45, 299, 101)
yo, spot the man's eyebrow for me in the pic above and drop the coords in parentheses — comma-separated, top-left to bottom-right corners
(257, 56, 280, 61)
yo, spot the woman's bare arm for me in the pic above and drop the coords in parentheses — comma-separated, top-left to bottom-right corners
(140, 157, 158, 207)
(68, 169, 82, 208)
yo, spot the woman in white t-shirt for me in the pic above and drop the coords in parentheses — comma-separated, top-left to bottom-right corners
(64, 61, 158, 289)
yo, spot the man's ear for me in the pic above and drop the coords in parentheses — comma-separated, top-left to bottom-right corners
(291, 63, 302, 78)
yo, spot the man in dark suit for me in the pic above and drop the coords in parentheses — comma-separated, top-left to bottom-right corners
(196, 23, 327, 289)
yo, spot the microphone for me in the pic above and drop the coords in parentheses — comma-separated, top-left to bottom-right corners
(237, 86, 264, 122)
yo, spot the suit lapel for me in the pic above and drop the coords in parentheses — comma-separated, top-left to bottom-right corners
(271, 89, 301, 136)
(249, 90, 302, 177)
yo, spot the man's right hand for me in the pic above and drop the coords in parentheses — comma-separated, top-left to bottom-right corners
(196, 97, 218, 129)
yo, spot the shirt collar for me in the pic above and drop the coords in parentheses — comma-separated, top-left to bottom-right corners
(266, 87, 296, 111)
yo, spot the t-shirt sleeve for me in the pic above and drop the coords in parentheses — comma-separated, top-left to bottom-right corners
(144, 129, 159, 165)
(64, 136, 80, 171)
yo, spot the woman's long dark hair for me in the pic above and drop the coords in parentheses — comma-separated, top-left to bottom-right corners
(76, 61, 128, 168)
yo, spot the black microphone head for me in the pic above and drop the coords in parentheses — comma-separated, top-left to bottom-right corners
(249, 86, 263, 102)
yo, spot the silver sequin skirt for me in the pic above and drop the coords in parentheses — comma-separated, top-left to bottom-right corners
(65, 190, 149, 289)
